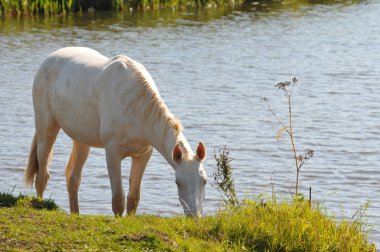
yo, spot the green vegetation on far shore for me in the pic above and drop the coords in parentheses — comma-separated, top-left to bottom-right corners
(0, 192, 375, 251)
(0, 0, 364, 17)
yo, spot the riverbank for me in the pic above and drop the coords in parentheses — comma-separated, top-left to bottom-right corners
(0, 193, 375, 251)
(0, 0, 363, 17)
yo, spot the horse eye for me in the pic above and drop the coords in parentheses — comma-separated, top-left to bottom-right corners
(203, 179, 207, 185)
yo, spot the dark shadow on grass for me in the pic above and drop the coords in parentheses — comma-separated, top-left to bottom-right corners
(0, 192, 59, 210)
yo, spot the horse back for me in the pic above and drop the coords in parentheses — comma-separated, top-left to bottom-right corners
(33, 47, 112, 147)
(33, 47, 160, 153)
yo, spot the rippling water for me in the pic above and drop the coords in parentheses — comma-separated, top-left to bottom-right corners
(1, 0, 380, 246)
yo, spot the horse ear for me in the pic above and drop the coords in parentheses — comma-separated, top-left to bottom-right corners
(196, 142, 206, 161)
(173, 144, 183, 163)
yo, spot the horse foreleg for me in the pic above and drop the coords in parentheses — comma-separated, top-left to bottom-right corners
(105, 145, 125, 216)
(65, 141, 90, 214)
(127, 148, 153, 215)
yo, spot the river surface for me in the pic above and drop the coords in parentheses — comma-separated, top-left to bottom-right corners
(1, 0, 380, 246)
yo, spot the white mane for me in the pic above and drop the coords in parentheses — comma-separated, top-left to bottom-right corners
(119, 56, 183, 143)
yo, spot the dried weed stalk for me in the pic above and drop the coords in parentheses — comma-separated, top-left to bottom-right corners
(262, 77, 314, 197)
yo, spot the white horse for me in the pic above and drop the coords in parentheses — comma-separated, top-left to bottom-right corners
(24, 47, 207, 217)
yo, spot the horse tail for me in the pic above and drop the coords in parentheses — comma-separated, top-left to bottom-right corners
(25, 133, 38, 187)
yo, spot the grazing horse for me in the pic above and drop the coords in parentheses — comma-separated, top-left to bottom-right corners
(24, 47, 207, 217)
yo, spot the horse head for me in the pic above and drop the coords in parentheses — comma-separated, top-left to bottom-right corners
(173, 142, 207, 217)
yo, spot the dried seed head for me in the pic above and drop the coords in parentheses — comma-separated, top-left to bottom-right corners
(304, 149, 314, 160)
(275, 81, 291, 90)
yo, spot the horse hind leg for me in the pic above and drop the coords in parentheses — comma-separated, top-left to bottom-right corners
(35, 121, 60, 197)
(65, 141, 90, 213)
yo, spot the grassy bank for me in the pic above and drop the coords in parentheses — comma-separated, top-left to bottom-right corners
(0, 193, 376, 251)
(0, 0, 364, 17)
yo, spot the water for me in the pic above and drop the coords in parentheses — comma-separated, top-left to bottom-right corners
(1, 0, 380, 246)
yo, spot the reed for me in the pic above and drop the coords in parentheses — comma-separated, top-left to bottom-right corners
(0, 0, 364, 17)
(0, 0, 237, 16)
(0, 0, 73, 16)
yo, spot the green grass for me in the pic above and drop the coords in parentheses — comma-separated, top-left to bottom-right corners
(0, 0, 236, 16)
(0, 192, 58, 210)
(0, 0, 364, 17)
(0, 193, 376, 251)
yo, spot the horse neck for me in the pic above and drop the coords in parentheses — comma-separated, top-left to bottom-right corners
(149, 124, 192, 169)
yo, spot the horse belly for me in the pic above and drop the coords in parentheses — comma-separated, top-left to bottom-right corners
(51, 72, 103, 148)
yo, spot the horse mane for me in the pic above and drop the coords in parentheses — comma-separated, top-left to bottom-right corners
(121, 57, 183, 140)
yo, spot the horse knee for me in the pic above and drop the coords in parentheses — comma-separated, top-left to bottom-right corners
(112, 195, 126, 216)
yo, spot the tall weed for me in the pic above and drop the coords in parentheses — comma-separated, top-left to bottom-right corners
(262, 77, 314, 198)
